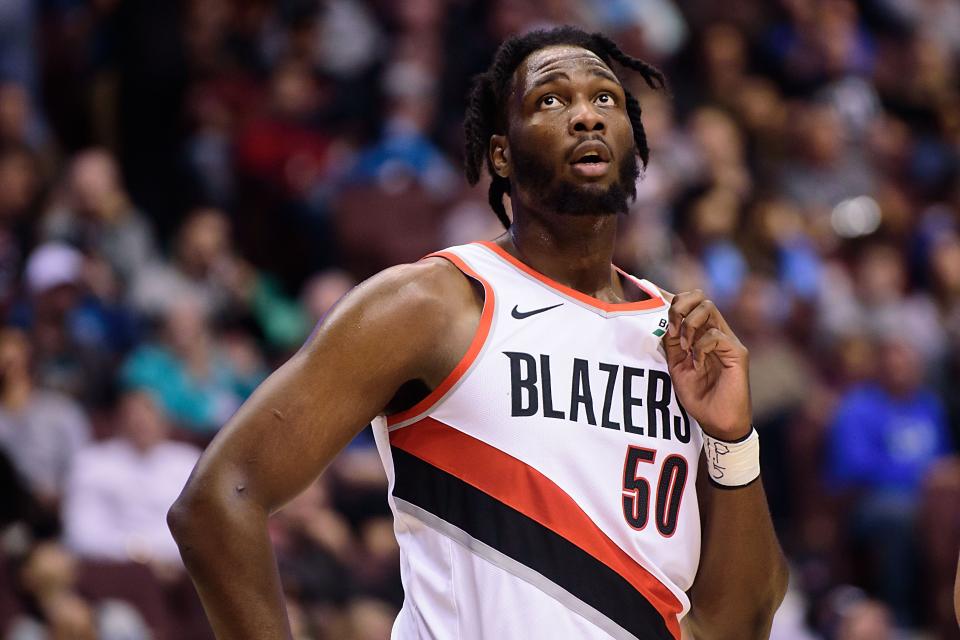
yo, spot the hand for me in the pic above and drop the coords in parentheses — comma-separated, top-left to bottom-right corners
(663, 290, 751, 441)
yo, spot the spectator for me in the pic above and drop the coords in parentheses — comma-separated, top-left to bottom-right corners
(42, 149, 159, 289)
(827, 337, 953, 624)
(129, 206, 304, 351)
(11, 243, 118, 404)
(128, 207, 240, 322)
(300, 269, 355, 327)
(0, 1, 956, 635)
(0, 326, 90, 508)
(120, 293, 265, 435)
(0, 144, 38, 312)
(62, 390, 200, 567)
(778, 103, 875, 216)
(819, 243, 946, 363)
(5, 542, 150, 640)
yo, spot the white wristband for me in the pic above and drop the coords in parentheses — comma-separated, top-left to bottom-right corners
(702, 428, 760, 488)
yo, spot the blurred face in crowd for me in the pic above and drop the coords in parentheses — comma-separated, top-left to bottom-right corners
(164, 295, 210, 354)
(690, 107, 744, 167)
(271, 60, 320, 121)
(0, 327, 31, 386)
(0, 83, 30, 143)
(755, 198, 804, 247)
(177, 208, 231, 275)
(634, 91, 672, 149)
(499, 45, 639, 219)
(930, 233, 960, 296)
(691, 187, 741, 240)
(69, 149, 123, 218)
(856, 245, 907, 303)
(489, 0, 545, 41)
(836, 599, 893, 640)
(817, 0, 861, 74)
(302, 270, 355, 324)
(392, 0, 444, 31)
(0, 147, 38, 219)
(733, 274, 781, 337)
(735, 78, 786, 135)
(800, 105, 845, 165)
(856, 244, 905, 304)
(702, 23, 746, 78)
(836, 335, 876, 384)
(19, 542, 77, 600)
(119, 390, 169, 453)
(878, 338, 923, 397)
(46, 592, 97, 640)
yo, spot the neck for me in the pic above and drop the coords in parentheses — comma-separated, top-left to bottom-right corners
(505, 203, 622, 301)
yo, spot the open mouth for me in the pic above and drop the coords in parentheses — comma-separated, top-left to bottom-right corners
(573, 153, 606, 165)
(569, 144, 611, 177)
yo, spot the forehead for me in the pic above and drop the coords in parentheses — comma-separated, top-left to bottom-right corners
(513, 45, 618, 94)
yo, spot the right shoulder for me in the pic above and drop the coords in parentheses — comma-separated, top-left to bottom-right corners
(298, 256, 480, 369)
(357, 256, 476, 312)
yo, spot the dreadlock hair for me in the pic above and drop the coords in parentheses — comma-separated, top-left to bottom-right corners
(464, 26, 667, 230)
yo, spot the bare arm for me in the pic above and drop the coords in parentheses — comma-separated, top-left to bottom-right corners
(167, 258, 480, 639)
(955, 550, 960, 628)
(663, 290, 788, 639)
(685, 462, 787, 638)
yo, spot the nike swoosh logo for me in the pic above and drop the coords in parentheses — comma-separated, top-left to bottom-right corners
(511, 303, 564, 319)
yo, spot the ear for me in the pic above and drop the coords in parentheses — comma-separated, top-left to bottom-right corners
(489, 134, 511, 178)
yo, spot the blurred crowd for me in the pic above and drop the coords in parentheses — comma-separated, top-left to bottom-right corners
(0, 0, 958, 638)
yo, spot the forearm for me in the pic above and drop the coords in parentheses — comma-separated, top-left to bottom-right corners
(168, 494, 292, 640)
(686, 478, 788, 639)
(954, 552, 960, 626)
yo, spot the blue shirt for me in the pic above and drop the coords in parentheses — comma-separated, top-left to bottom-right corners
(827, 383, 952, 495)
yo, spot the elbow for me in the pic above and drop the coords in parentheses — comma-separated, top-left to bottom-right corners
(688, 555, 790, 639)
(770, 552, 790, 615)
(167, 481, 224, 548)
(167, 495, 195, 543)
(167, 475, 265, 550)
(751, 553, 790, 636)
(167, 492, 203, 548)
(773, 553, 790, 603)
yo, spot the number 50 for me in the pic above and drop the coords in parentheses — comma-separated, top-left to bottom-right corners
(622, 446, 688, 537)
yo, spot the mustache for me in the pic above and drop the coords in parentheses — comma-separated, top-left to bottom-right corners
(510, 143, 640, 217)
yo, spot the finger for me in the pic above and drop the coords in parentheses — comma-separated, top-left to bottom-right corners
(692, 328, 746, 369)
(667, 289, 705, 336)
(679, 299, 718, 351)
(662, 332, 689, 368)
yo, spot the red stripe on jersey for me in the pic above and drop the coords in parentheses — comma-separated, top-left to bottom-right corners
(390, 416, 683, 639)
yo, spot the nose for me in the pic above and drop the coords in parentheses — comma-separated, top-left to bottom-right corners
(569, 99, 605, 134)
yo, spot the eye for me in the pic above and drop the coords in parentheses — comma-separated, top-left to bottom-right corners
(539, 95, 563, 109)
(595, 93, 615, 106)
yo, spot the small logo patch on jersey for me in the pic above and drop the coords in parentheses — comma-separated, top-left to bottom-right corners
(511, 303, 564, 319)
(653, 317, 668, 337)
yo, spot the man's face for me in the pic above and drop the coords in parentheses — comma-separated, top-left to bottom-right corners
(497, 45, 639, 218)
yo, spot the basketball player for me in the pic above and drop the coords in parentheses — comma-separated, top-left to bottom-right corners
(169, 27, 788, 639)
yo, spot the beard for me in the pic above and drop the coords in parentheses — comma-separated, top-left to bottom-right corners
(510, 142, 639, 217)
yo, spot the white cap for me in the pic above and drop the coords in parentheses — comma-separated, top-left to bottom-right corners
(25, 243, 83, 295)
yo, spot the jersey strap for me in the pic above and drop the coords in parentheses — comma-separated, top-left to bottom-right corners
(385, 248, 497, 428)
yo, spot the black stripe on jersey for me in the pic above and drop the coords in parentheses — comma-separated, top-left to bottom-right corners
(391, 447, 675, 640)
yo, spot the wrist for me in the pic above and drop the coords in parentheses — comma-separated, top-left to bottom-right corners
(700, 420, 752, 443)
(702, 427, 760, 488)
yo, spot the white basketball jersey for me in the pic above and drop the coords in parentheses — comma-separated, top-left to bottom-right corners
(372, 241, 704, 640)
